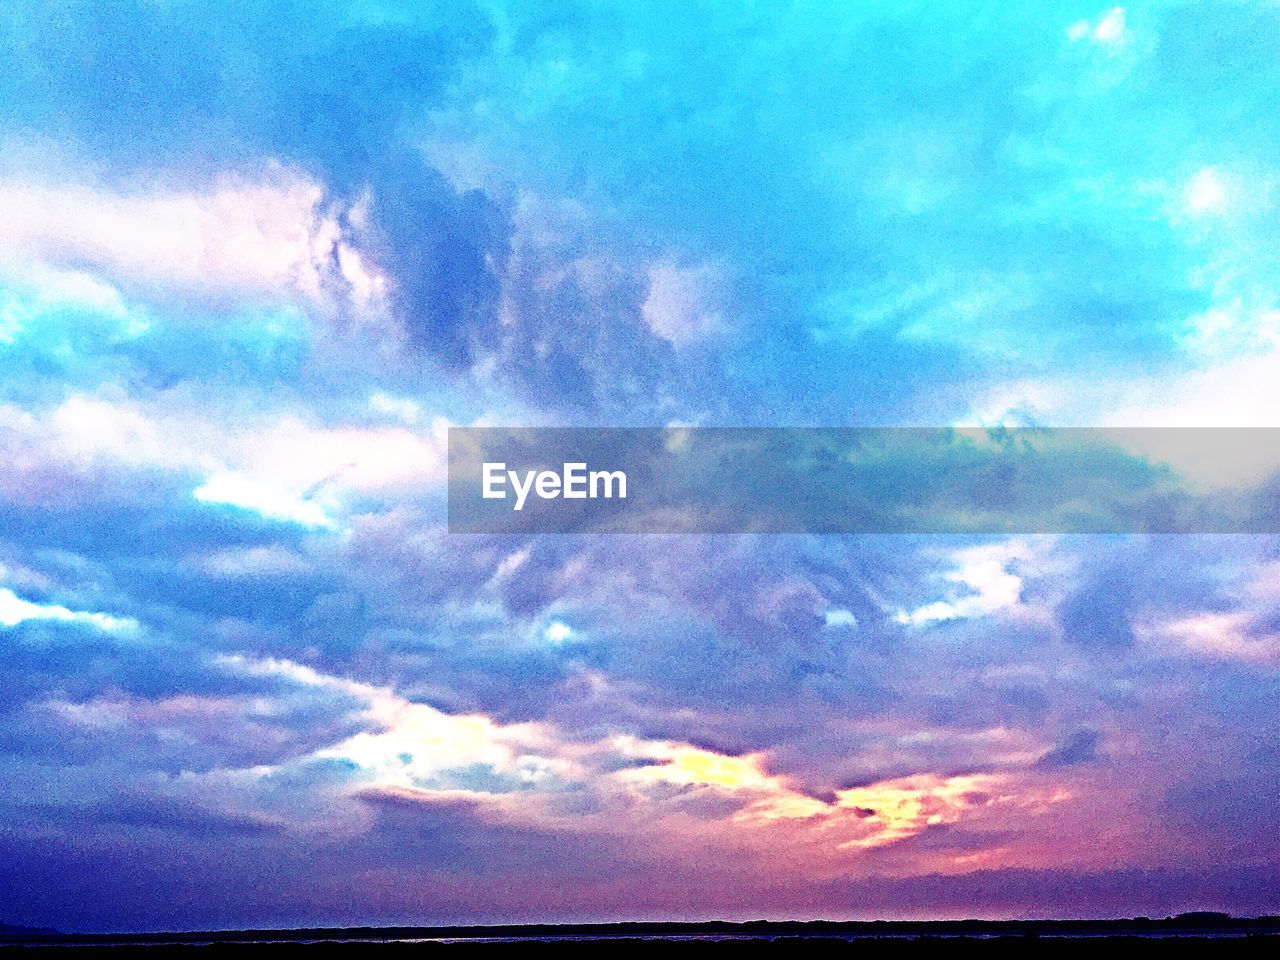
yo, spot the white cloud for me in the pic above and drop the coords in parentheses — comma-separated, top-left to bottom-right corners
(1094, 7, 1127, 44)
(491, 545, 532, 582)
(368, 391, 423, 424)
(218, 653, 568, 797)
(0, 394, 451, 524)
(1138, 611, 1280, 666)
(233, 416, 450, 497)
(957, 380, 1071, 428)
(48, 395, 207, 471)
(1102, 348, 1280, 428)
(543, 620, 574, 644)
(896, 541, 1035, 627)
(194, 472, 338, 530)
(0, 395, 223, 498)
(0, 586, 137, 634)
(824, 608, 858, 628)
(198, 545, 315, 577)
(0, 168, 390, 321)
(959, 353, 1280, 492)
(192, 415, 450, 529)
(1103, 424, 1280, 491)
(1185, 167, 1228, 214)
(641, 261, 726, 346)
(1070, 7, 1127, 46)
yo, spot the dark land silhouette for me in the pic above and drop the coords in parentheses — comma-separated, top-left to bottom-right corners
(2, 912, 1279, 951)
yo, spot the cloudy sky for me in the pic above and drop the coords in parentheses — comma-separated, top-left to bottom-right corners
(1, 0, 1278, 931)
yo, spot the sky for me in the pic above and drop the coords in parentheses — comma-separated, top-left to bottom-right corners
(1, 0, 1279, 932)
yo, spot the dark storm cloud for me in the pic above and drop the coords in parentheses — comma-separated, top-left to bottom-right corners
(1035, 729, 1101, 769)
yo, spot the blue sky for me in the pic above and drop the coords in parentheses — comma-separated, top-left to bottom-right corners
(1, 0, 1278, 930)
